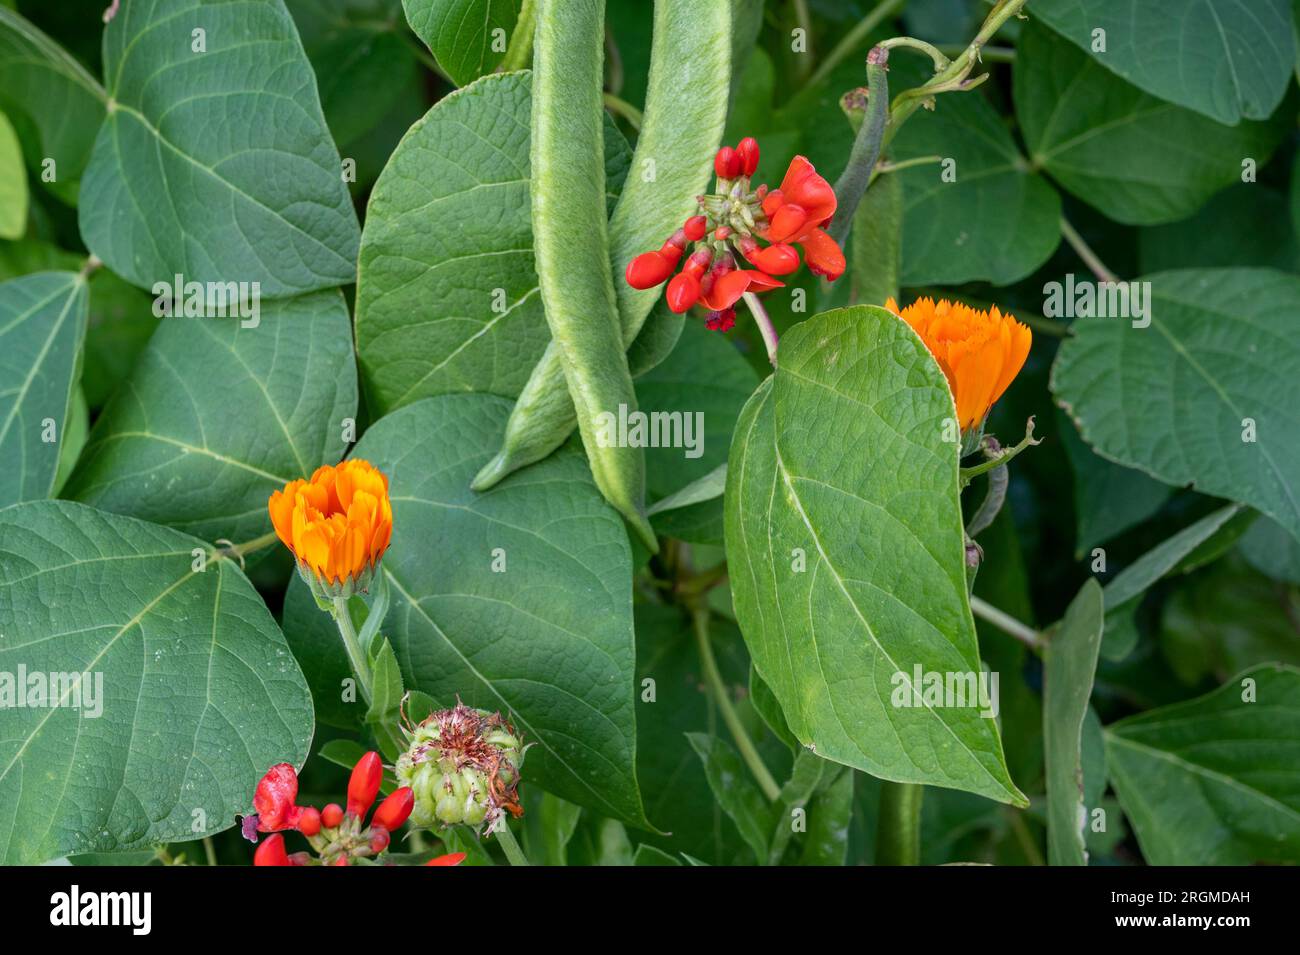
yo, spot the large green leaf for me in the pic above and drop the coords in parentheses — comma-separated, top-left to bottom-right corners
(0, 500, 314, 865)
(1016, 22, 1287, 226)
(1053, 269, 1300, 545)
(1105, 664, 1300, 864)
(351, 394, 649, 828)
(725, 306, 1025, 805)
(1031, 0, 1294, 125)
(892, 59, 1060, 286)
(79, 0, 361, 296)
(0, 271, 88, 507)
(288, 0, 420, 147)
(1140, 185, 1300, 274)
(64, 291, 357, 544)
(1058, 409, 1171, 557)
(402, 0, 523, 86)
(0, 110, 25, 239)
(1043, 578, 1104, 866)
(0, 8, 107, 205)
(355, 71, 631, 416)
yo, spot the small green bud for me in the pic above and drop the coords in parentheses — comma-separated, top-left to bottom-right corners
(396, 701, 525, 835)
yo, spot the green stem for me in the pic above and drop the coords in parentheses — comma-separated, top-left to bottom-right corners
(743, 291, 780, 367)
(828, 46, 890, 247)
(500, 0, 536, 72)
(874, 154, 942, 174)
(692, 606, 782, 801)
(876, 781, 923, 865)
(202, 836, 218, 866)
(803, 0, 904, 92)
(884, 0, 1027, 146)
(494, 820, 530, 866)
(878, 35, 950, 71)
(602, 92, 643, 130)
(333, 595, 374, 704)
(959, 416, 1040, 486)
(1059, 216, 1119, 284)
(970, 595, 1044, 652)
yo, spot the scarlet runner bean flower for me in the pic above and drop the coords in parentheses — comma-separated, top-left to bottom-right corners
(246, 750, 460, 867)
(268, 459, 393, 602)
(885, 297, 1032, 434)
(624, 137, 846, 332)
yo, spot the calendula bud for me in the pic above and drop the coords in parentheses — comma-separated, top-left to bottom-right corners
(396, 702, 525, 835)
(268, 459, 393, 602)
(347, 751, 383, 819)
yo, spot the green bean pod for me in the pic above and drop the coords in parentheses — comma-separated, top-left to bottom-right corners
(528, 0, 657, 551)
(472, 0, 732, 492)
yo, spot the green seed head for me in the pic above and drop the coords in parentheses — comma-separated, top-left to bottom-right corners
(396, 701, 525, 834)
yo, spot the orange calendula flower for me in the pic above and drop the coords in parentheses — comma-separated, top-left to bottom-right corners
(268, 459, 393, 599)
(885, 297, 1032, 432)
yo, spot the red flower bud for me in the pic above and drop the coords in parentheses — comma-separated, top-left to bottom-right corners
(625, 251, 675, 289)
(296, 806, 321, 837)
(749, 243, 800, 276)
(714, 146, 741, 179)
(321, 803, 343, 828)
(714, 226, 732, 240)
(371, 787, 415, 832)
(666, 272, 701, 312)
(683, 215, 707, 241)
(369, 830, 391, 854)
(254, 763, 302, 833)
(737, 137, 760, 176)
(347, 751, 382, 819)
(254, 833, 291, 867)
(425, 852, 467, 866)
(661, 230, 687, 261)
(683, 247, 713, 277)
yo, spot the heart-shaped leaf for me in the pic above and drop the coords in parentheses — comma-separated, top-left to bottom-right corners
(1016, 21, 1287, 225)
(351, 393, 650, 828)
(79, 0, 361, 296)
(402, 0, 523, 87)
(0, 271, 88, 507)
(1105, 663, 1300, 864)
(64, 291, 357, 544)
(1052, 268, 1300, 545)
(0, 500, 314, 864)
(1030, 0, 1294, 125)
(355, 71, 631, 416)
(892, 59, 1061, 286)
(726, 306, 1025, 805)
(0, 8, 107, 206)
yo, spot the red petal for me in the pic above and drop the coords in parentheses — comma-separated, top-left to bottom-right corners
(254, 763, 300, 832)
(700, 270, 752, 311)
(766, 203, 809, 243)
(253, 833, 291, 867)
(666, 272, 701, 313)
(800, 228, 846, 281)
(425, 852, 468, 867)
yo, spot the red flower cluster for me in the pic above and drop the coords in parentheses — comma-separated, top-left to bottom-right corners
(247, 751, 463, 867)
(624, 137, 846, 332)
